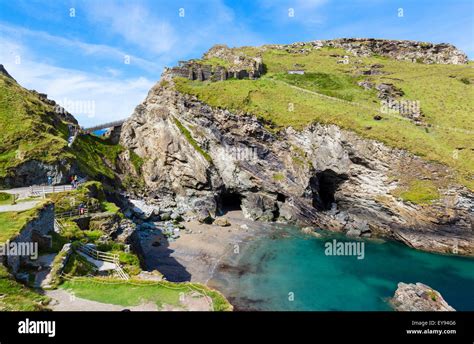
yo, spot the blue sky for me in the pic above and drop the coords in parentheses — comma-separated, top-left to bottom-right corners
(0, 0, 473, 126)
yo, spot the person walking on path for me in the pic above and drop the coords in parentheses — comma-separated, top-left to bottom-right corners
(78, 203, 87, 216)
(47, 176, 52, 186)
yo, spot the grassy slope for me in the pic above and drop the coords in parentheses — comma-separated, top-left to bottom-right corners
(0, 202, 48, 243)
(61, 277, 232, 311)
(0, 73, 127, 184)
(0, 74, 72, 179)
(0, 264, 49, 311)
(0, 192, 13, 205)
(0, 202, 50, 310)
(72, 134, 125, 180)
(174, 47, 474, 190)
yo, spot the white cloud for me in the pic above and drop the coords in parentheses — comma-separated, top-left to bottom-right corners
(0, 37, 154, 128)
(82, 0, 263, 57)
(0, 22, 161, 73)
(84, 0, 177, 56)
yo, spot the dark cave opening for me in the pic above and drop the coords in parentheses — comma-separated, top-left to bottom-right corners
(312, 169, 349, 210)
(276, 193, 287, 203)
(219, 190, 242, 214)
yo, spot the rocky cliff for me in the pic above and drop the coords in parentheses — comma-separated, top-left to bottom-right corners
(391, 282, 455, 311)
(270, 38, 468, 64)
(119, 70, 473, 256)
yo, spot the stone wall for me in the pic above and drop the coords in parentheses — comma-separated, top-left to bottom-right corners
(169, 44, 264, 82)
(4, 203, 54, 274)
(169, 61, 260, 82)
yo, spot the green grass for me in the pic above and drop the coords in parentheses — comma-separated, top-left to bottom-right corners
(61, 277, 233, 311)
(48, 181, 123, 216)
(393, 180, 440, 204)
(56, 220, 83, 241)
(272, 173, 285, 181)
(129, 149, 144, 174)
(0, 207, 42, 243)
(0, 264, 50, 310)
(48, 181, 105, 213)
(95, 242, 142, 276)
(173, 45, 474, 190)
(272, 72, 370, 102)
(63, 252, 97, 277)
(116, 251, 141, 276)
(101, 201, 123, 217)
(72, 134, 124, 180)
(196, 56, 230, 68)
(0, 192, 13, 205)
(173, 117, 213, 163)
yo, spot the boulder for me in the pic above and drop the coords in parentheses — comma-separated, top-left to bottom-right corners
(301, 226, 322, 238)
(160, 212, 171, 221)
(391, 282, 455, 311)
(214, 217, 231, 227)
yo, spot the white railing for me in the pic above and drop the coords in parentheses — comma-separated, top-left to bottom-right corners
(54, 219, 65, 233)
(114, 265, 129, 280)
(76, 243, 129, 280)
(77, 243, 119, 264)
(55, 208, 92, 219)
(30, 185, 73, 197)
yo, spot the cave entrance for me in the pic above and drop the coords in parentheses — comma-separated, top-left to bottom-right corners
(219, 190, 242, 215)
(313, 169, 348, 210)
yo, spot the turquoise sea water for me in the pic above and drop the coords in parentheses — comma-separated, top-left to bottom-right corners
(211, 228, 474, 311)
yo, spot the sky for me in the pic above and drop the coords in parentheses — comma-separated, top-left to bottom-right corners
(0, 0, 473, 127)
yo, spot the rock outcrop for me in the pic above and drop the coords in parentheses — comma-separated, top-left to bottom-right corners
(269, 38, 468, 65)
(391, 282, 455, 311)
(169, 44, 264, 81)
(119, 72, 474, 256)
(0, 64, 15, 81)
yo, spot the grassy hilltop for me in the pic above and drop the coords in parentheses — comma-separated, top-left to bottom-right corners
(174, 45, 474, 190)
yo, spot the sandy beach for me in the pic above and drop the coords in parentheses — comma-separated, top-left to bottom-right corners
(141, 210, 272, 284)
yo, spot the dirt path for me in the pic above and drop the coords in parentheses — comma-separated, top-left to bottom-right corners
(44, 288, 213, 311)
(45, 289, 159, 311)
(0, 200, 39, 212)
(32, 253, 57, 288)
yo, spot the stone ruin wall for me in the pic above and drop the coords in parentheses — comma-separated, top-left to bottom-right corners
(169, 60, 263, 82)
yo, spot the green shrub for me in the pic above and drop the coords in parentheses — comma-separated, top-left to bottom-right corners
(394, 180, 440, 204)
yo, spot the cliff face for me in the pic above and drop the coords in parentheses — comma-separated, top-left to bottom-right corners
(120, 73, 474, 256)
